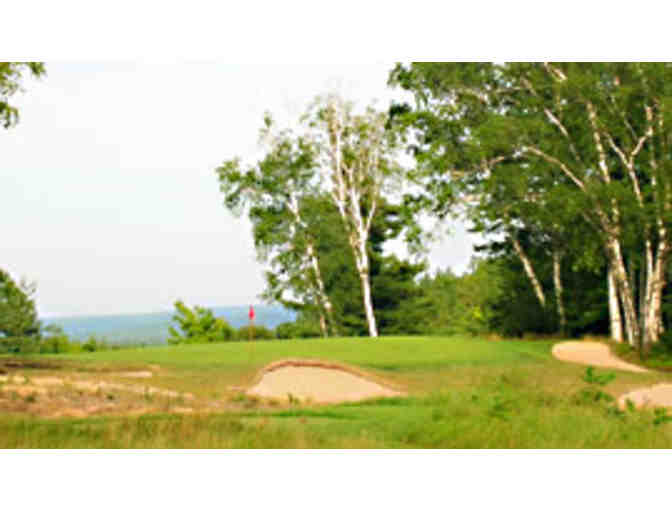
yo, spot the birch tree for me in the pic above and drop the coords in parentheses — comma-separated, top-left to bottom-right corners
(306, 96, 402, 338)
(390, 62, 672, 350)
(216, 116, 336, 337)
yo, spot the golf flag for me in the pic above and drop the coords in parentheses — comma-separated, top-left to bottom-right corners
(249, 305, 255, 321)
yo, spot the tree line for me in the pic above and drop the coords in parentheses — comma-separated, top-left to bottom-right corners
(218, 63, 672, 352)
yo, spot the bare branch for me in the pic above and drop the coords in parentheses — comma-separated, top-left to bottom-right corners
(524, 146, 586, 191)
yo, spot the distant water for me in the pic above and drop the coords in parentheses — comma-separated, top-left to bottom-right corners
(43, 305, 296, 345)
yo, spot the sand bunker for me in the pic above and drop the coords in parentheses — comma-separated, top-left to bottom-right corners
(552, 341, 648, 373)
(247, 361, 403, 403)
(618, 384, 672, 409)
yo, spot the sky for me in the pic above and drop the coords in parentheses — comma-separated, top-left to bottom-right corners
(1, 62, 482, 317)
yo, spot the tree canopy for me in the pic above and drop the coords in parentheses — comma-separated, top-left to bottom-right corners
(389, 62, 672, 351)
(0, 269, 41, 340)
(0, 62, 45, 129)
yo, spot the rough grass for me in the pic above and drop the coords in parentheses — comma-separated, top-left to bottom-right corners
(2, 335, 672, 448)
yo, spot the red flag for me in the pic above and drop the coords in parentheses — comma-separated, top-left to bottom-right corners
(248, 305, 255, 321)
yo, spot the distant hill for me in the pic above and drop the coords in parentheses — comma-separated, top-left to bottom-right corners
(43, 305, 296, 345)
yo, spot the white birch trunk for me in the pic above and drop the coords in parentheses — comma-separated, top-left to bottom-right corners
(321, 96, 383, 338)
(511, 236, 546, 308)
(552, 249, 567, 335)
(358, 263, 378, 338)
(608, 266, 624, 343)
(644, 239, 667, 343)
(607, 237, 641, 348)
(305, 240, 336, 336)
(287, 192, 336, 337)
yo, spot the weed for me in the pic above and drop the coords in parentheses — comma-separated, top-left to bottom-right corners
(653, 408, 672, 426)
(487, 395, 512, 420)
(605, 405, 626, 420)
(582, 366, 616, 386)
(625, 399, 635, 413)
(574, 387, 614, 405)
(24, 393, 37, 404)
(574, 366, 616, 405)
(431, 408, 445, 421)
(230, 392, 259, 408)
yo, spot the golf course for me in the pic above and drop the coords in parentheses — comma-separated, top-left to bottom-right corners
(2, 336, 671, 449)
(4, 63, 672, 452)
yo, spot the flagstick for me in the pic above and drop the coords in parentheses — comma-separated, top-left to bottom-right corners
(247, 306, 254, 364)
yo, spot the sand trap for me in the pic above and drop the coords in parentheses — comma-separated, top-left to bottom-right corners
(552, 341, 648, 373)
(247, 361, 403, 404)
(618, 384, 672, 409)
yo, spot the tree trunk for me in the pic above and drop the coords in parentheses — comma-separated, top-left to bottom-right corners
(639, 254, 648, 338)
(306, 241, 337, 336)
(511, 236, 546, 308)
(552, 249, 567, 335)
(358, 266, 378, 338)
(644, 242, 667, 344)
(318, 313, 327, 338)
(351, 233, 378, 337)
(608, 266, 624, 343)
(607, 237, 641, 349)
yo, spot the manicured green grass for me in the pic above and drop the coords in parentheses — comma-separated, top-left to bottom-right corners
(2, 336, 672, 448)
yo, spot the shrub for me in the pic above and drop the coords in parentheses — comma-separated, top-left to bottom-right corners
(275, 321, 321, 339)
(168, 300, 235, 344)
(81, 335, 109, 352)
(39, 324, 76, 354)
(237, 325, 275, 341)
(0, 336, 40, 354)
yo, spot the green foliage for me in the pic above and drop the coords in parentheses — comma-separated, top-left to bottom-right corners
(582, 366, 616, 386)
(0, 62, 45, 129)
(275, 321, 321, 339)
(0, 270, 42, 353)
(39, 325, 78, 354)
(216, 117, 328, 331)
(237, 325, 275, 341)
(653, 408, 672, 426)
(81, 335, 109, 353)
(295, 198, 428, 336)
(168, 300, 235, 344)
(389, 62, 672, 346)
(573, 367, 616, 405)
(417, 259, 502, 336)
(0, 336, 41, 355)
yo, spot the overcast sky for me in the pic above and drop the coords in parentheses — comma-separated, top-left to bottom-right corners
(1, 62, 481, 317)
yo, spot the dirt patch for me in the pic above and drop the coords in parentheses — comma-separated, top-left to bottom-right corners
(247, 360, 404, 403)
(67, 380, 192, 399)
(0, 370, 194, 419)
(0, 359, 62, 371)
(618, 384, 672, 409)
(552, 341, 649, 373)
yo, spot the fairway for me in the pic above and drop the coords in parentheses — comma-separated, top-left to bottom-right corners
(2, 336, 671, 448)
